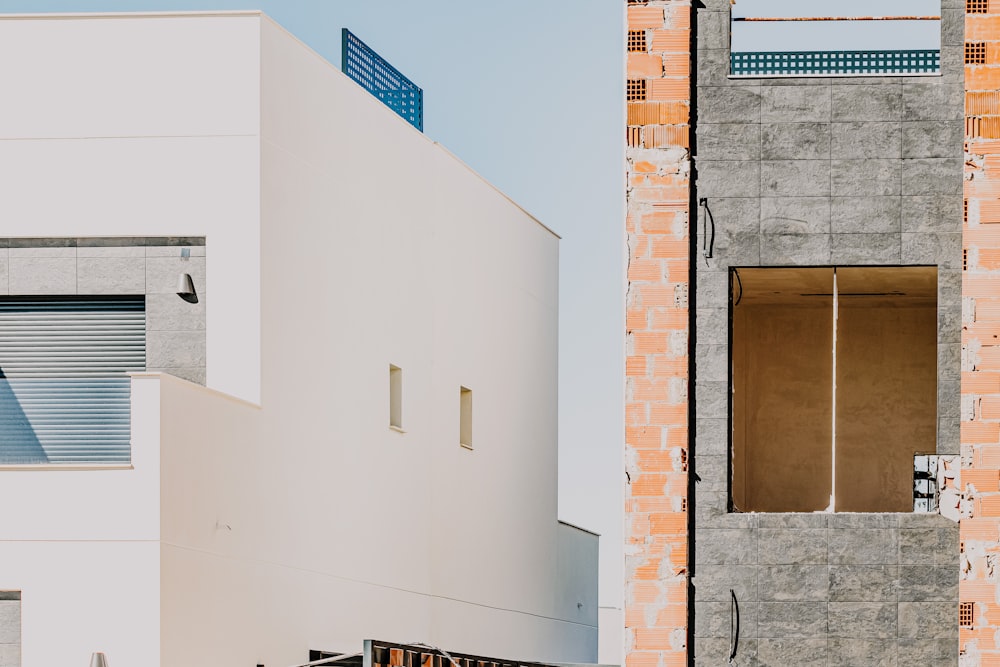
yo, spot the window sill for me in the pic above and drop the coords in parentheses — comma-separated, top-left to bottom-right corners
(460, 443, 473, 451)
(389, 425, 406, 434)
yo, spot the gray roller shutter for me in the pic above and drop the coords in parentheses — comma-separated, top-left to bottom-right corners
(0, 297, 145, 464)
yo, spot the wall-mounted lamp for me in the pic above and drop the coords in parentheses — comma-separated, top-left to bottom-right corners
(90, 652, 109, 667)
(176, 273, 198, 304)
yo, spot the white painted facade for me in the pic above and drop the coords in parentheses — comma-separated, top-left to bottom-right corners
(0, 12, 597, 666)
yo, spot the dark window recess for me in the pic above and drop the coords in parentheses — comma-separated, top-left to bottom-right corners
(967, 41, 988, 64)
(968, 0, 989, 13)
(730, 267, 937, 513)
(627, 78, 647, 101)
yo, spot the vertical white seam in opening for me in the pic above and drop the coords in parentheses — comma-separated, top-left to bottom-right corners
(831, 267, 838, 512)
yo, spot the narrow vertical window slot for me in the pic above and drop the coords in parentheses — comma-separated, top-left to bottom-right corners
(389, 365, 402, 430)
(460, 387, 473, 449)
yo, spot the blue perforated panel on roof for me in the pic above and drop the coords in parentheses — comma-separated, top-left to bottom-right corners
(342, 29, 423, 132)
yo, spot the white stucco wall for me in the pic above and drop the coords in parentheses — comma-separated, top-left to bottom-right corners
(0, 13, 596, 666)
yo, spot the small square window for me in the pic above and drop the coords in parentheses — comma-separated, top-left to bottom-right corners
(460, 387, 472, 449)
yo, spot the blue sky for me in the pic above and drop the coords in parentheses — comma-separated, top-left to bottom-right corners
(0, 0, 626, 609)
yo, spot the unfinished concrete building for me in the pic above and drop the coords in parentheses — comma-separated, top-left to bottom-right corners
(625, 0, 1000, 664)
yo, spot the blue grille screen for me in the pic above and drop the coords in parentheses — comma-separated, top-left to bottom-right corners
(342, 29, 423, 131)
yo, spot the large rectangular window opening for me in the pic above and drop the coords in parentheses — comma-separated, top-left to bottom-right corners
(731, 267, 937, 513)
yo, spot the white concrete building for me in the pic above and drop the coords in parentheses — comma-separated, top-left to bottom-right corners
(0, 12, 597, 667)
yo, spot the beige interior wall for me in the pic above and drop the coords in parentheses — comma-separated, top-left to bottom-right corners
(732, 301, 833, 512)
(835, 302, 937, 512)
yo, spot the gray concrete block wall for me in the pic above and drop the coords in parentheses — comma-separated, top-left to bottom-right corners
(0, 594, 19, 667)
(692, 3, 964, 665)
(0, 237, 206, 385)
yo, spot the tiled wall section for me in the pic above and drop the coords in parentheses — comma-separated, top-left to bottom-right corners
(691, 0, 965, 664)
(960, 1, 1000, 665)
(0, 237, 206, 384)
(0, 593, 18, 667)
(625, 2, 692, 667)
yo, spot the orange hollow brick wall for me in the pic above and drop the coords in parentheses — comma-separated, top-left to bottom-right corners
(624, 2, 691, 667)
(963, 1, 1000, 665)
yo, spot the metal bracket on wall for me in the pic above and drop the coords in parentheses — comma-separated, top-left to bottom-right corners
(729, 588, 740, 663)
(699, 198, 715, 260)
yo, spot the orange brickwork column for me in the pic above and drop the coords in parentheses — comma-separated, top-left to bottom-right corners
(962, 1, 1000, 664)
(624, 2, 691, 667)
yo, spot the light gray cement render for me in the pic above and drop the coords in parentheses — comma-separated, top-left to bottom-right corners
(690, 2, 963, 665)
(0, 237, 207, 385)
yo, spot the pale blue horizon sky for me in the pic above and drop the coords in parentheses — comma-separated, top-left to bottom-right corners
(0, 0, 626, 608)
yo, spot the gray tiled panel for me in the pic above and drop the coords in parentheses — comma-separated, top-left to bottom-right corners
(896, 639, 959, 667)
(701, 197, 760, 237)
(696, 307, 728, 345)
(9, 256, 76, 294)
(0, 603, 17, 645)
(757, 513, 827, 529)
(0, 254, 8, 295)
(695, 344, 728, 382)
(76, 257, 145, 294)
(761, 123, 830, 160)
(0, 645, 19, 667)
(757, 602, 827, 638)
(941, 9, 965, 46)
(828, 529, 899, 564)
(760, 233, 831, 265)
(827, 513, 897, 529)
(697, 87, 762, 124)
(145, 256, 207, 295)
(692, 456, 728, 493)
(828, 602, 897, 639)
(694, 529, 758, 565)
(698, 160, 761, 197)
(8, 246, 75, 258)
(694, 637, 758, 667)
(831, 121, 901, 159)
(829, 565, 899, 602)
(898, 602, 956, 639)
(147, 367, 207, 385)
(832, 159, 901, 196)
(760, 197, 830, 235)
(831, 233, 901, 264)
(694, 381, 728, 420)
(694, 417, 728, 457)
(757, 529, 828, 565)
(147, 330, 207, 368)
(698, 123, 761, 161)
(757, 638, 828, 667)
(902, 159, 963, 196)
(695, 10, 729, 51)
(831, 196, 901, 234)
(761, 86, 831, 123)
(758, 565, 828, 601)
(901, 233, 962, 269)
(901, 196, 963, 233)
(692, 564, 758, 602)
(761, 160, 831, 196)
(827, 638, 898, 667)
(902, 121, 965, 159)
(897, 565, 959, 601)
(902, 83, 965, 122)
(704, 231, 760, 270)
(832, 84, 902, 122)
(76, 245, 145, 258)
(146, 293, 207, 331)
(695, 600, 758, 638)
(695, 270, 729, 305)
